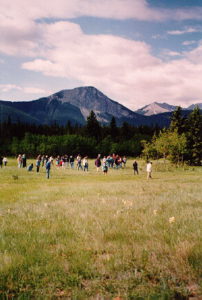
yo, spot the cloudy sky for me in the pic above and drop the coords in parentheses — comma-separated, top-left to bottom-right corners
(1, 0, 202, 109)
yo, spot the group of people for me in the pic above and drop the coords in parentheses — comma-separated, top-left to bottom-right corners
(28, 155, 53, 178)
(53, 154, 127, 171)
(18, 153, 128, 178)
(95, 154, 127, 171)
(1, 153, 153, 179)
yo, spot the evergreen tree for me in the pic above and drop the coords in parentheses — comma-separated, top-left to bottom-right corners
(110, 116, 118, 140)
(65, 121, 73, 134)
(186, 106, 202, 165)
(170, 106, 184, 134)
(86, 110, 101, 140)
(120, 122, 132, 140)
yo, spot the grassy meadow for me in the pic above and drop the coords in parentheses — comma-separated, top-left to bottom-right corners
(0, 158, 201, 299)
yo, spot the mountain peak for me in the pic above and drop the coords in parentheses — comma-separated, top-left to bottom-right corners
(187, 103, 202, 110)
(135, 102, 177, 116)
(48, 86, 134, 122)
(54, 86, 102, 98)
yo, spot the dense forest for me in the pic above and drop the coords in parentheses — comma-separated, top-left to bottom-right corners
(0, 107, 201, 165)
(0, 112, 158, 157)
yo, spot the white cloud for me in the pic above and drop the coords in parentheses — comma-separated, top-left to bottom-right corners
(161, 50, 182, 57)
(0, 84, 22, 92)
(167, 27, 200, 35)
(182, 40, 196, 46)
(1, 1, 202, 108)
(1, 0, 202, 26)
(0, 84, 51, 95)
(19, 20, 202, 108)
(184, 42, 202, 63)
(151, 34, 166, 40)
(0, 0, 157, 24)
(23, 87, 52, 95)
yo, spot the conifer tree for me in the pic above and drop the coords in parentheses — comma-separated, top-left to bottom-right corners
(110, 116, 118, 140)
(65, 121, 73, 134)
(186, 106, 202, 165)
(86, 110, 101, 140)
(120, 122, 131, 140)
(170, 106, 184, 134)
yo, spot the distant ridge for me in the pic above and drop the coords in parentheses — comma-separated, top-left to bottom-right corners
(0, 86, 149, 126)
(187, 103, 202, 110)
(135, 102, 177, 116)
(135, 101, 202, 116)
(0, 86, 201, 127)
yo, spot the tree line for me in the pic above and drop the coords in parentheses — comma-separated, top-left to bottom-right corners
(0, 108, 201, 165)
(0, 112, 157, 157)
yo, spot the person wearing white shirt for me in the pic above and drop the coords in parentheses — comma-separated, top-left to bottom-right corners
(146, 161, 152, 179)
(83, 156, 88, 172)
(3, 157, 8, 166)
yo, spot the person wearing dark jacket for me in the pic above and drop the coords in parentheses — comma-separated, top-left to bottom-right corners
(46, 159, 51, 179)
(27, 163, 33, 171)
(133, 160, 138, 175)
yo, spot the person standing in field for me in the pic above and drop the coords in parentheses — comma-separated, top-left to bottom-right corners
(69, 155, 74, 169)
(44, 155, 49, 165)
(22, 154, 27, 168)
(102, 162, 108, 175)
(17, 154, 22, 168)
(49, 156, 54, 165)
(55, 156, 60, 167)
(46, 159, 51, 179)
(3, 157, 8, 166)
(83, 156, 89, 172)
(76, 154, 82, 170)
(133, 160, 138, 175)
(122, 156, 127, 168)
(95, 155, 101, 171)
(64, 155, 68, 168)
(36, 155, 41, 173)
(146, 161, 152, 179)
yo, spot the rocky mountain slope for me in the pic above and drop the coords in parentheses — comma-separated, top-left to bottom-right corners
(135, 102, 177, 116)
(0, 86, 148, 126)
(135, 101, 202, 116)
(0, 86, 199, 127)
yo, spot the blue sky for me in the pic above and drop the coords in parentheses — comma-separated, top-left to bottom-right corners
(1, 0, 202, 109)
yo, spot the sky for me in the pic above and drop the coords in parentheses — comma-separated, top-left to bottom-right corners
(1, 0, 202, 110)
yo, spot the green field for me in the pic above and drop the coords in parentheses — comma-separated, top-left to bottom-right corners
(0, 159, 201, 299)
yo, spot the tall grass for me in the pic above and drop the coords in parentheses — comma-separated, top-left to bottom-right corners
(0, 159, 201, 299)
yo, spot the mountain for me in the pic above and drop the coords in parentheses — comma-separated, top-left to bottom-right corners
(0, 95, 86, 125)
(50, 86, 142, 124)
(1, 86, 161, 127)
(135, 102, 177, 116)
(0, 102, 41, 124)
(135, 101, 202, 116)
(187, 103, 202, 110)
(0, 86, 148, 126)
(0, 86, 199, 127)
